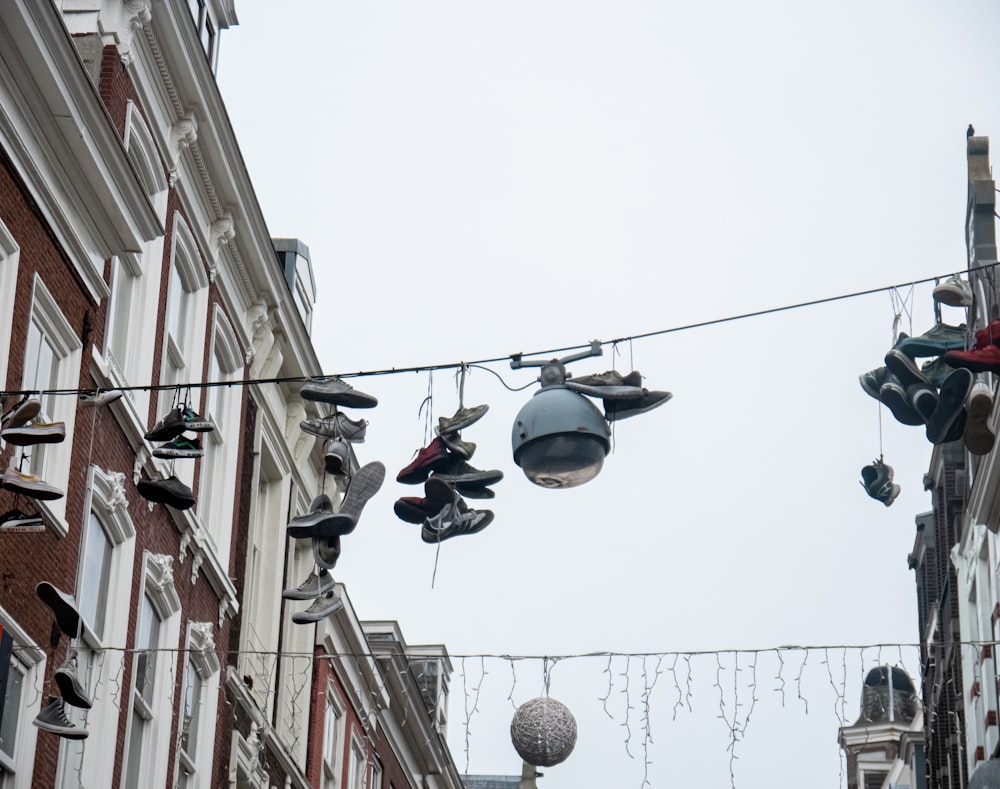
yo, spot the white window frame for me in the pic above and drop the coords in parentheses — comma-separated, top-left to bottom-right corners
(121, 553, 181, 788)
(175, 622, 220, 789)
(369, 757, 383, 789)
(323, 686, 346, 789)
(347, 730, 366, 789)
(16, 275, 82, 537)
(0, 220, 19, 391)
(197, 305, 243, 569)
(58, 466, 137, 786)
(0, 608, 45, 789)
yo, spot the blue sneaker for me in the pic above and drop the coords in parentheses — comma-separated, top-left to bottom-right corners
(896, 323, 968, 358)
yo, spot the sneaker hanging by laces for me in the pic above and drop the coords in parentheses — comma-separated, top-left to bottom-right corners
(33, 696, 88, 739)
(282, 569, 335, 600)
(54, 650, 93, 709)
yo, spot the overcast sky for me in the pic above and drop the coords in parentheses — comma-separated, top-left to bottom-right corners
(218, 3, 1000, 785)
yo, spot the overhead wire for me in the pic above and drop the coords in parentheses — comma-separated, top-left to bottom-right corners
(4, 262, 997, 400)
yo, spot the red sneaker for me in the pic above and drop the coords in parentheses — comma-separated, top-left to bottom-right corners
(974, 319, 1000, 349)
(396, 437, 452, 484)
(945, 343, 1000, 373)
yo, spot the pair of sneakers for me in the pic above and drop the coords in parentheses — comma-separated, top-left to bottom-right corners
(283, 568, 344, 624)
(146, 404, 213, 459)
(395, 477, 494, 543)
(860, 458, 900, 507)
(566, 370, 673, 421)
(0, 397, 65, 446)
(33, 583, 91, 739)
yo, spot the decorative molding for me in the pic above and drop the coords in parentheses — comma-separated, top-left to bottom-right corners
(144, 551, 181, 618)
(190, 551, 203, 584)
(188, 621, 220, 677)
(178, 530, 191, 563)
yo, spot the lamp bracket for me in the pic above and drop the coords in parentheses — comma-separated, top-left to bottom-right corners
(509, 340, 603, 370)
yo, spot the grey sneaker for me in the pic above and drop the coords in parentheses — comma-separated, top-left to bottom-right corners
(569, 370, 643, 388)
(313, 536, 342, 570)
(33, 696, 88, 739)
(286, 494, 337, 539)
(435, 404, 489, 435)
(322, 462, 386, 537)
(884, 348, 930, 388)
(300, 377, 378, 409)
(604, 390, 673, 421)
(920, 357, 957, 389)
(906, 383, 938, 424)
(564, 381, 646, 400)
(438, 431, 476, 459)
(282, 569, 335, 600)
(300, 412, 367, 442)
(36, 582, 82, 638)
(421, 501, 495, 543)
(897, 323, 967, 358)
(323, 439, 357, 477)
(54, 651, 92, 709)
(859, 367, 887, 400)
(291, 590, 344, 624)
(432, 459, 503, 488)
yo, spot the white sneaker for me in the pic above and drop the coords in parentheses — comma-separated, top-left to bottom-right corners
(933, 274, 973, 307)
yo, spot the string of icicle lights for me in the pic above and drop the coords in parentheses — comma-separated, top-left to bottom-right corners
(5, 263, 996, 399)
(16, 641, 971, 788)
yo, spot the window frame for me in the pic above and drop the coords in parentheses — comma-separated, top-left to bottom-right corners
(0, 608, 44, 789)
(174, 622, 220, 789)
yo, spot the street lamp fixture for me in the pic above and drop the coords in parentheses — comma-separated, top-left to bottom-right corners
(511, 342, 610, 489)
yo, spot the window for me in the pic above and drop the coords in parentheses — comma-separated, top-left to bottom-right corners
(121, 554, 180, 788)
(347, 733, 366, 789)
(58, 466, 137, 787)
(323, 688, 346, 789)
(369, 758, 383, 789)
(198, 308, 243, 566)
(175, 623, 219, 789)
(0, 611, 44, 789)
(16, 276, 82, 535)
(0, 220, 20, 390)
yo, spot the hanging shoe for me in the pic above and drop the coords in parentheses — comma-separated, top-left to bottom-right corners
(896, 323, 968, 357)
(282, 569, 335, 600)
(54, 650, 93, 709)
(920, 357, 958, 389)
(323, 439, 357, 477)
(0, 509, 44, 531)
(421, 501, 495, 543)
(438, 431, 476, 460)
(927, 368, 974, 444)
(878, 371, 924, 426)
(300, 377, 377, 408)
(564, 381, 646, 400)
(1, 398, 41, 430)
(145, 405, 213, 442)
(906, 383, 939, 425)
(974, 320, 1000, 350)
(395, 478, 455, 523)
(945, 344, 1000, 374)
(604, 390, 673, 421)
(136, 475, 195, 510)
(320, 462, 386, 537)
(569, 370, 643, 388)
(884, 348, 931, 388)
(286, 494, 337, 539)
(300, 412, 367, 442)
(36, 582, 82, 638)
(312, 536, 341, 571)
(397, 437, 453, 484)
(291, 589, 344, 624)
(964, 375, 996, 456)
(1, 421, 66, 446)
(1, 468, 64, 500)
(431, 459, 503, 488)
(79, 389, 123, 407)
(435, 404, 489, 435)
(455, 483, 496, 500)
(859, 367, 887, 401)
(860, 459, 900, 507)
(33, 697, 88, 739)
(932, 274, 973, 307)
(152, 434, 203, 459)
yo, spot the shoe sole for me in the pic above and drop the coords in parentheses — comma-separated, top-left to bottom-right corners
(36, 583, 82, 638)
(321, 462, 385, 536)
(605, 391, 673, 421)
(2, 400, 41, 430)
(927, 369, 973, 444)
(879, 382, 924, 426)
(884, 349, 929, 388)
(432, 468, 503, 487)
(964, 389, 996, 455)
(2, 474, 64, 501)
(300, 383, 378, 409)
(54, 668, 92, 709)
(564, 381, 646, 400)
(152, 449, 203, 459)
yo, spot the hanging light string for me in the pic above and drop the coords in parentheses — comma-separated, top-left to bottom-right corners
(3, 263, 992, 400)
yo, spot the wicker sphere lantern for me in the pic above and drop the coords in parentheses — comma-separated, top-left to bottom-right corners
(510, 696, 577, 767)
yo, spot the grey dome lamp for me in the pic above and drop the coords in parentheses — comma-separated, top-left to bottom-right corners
(511, 341, 611, 489)
(970, 757, 1000, 789)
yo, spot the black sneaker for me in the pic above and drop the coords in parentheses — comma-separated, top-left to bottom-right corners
(54, 651, 92, 709)
(927, 368, 974, 445)
(860, 459, 900, 507)
(33, 696, 88, 739)
(879, 372, 924, 426)
(906, 383, 939, 424)
(137, 476, 195, 510)
(36, 582, 82, 638)
(145, 406, 214, 442)
(152, 435, 203, 459)
(286, 495, 337, 539)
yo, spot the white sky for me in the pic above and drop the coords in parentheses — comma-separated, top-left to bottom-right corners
(218, 3, 1000, 786)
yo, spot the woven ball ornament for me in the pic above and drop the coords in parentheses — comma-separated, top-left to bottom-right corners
(510, 696, 577, 767)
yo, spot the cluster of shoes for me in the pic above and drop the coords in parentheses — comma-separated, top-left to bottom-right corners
(564, 370, 672, 421)
(859, 274, 998, 504)
(0, 396, 66, 502)
(283, 377, 383, 624)
(137, 400, 215, 510)
(32, 582, 92, 740)
(394, 404, 501, 542)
